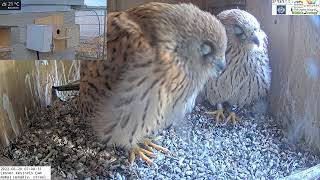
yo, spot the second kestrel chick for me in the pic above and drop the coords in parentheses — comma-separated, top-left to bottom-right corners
(201, 9, 271, 125)
(80, 2, 227, 165)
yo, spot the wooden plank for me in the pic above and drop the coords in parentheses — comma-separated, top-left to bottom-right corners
(191, 0, 207, 9)
(53, 39, 66, 53)
(66, 24, 80, 48)
(53, 25, 68, 53)
(205, 0, 246, 15)
(53, 25, 68, 40)
(0, 52, 11, 59)
(0, 28, 11, 47)
(207, 0, 246, 8)
(107, 0, 118, 12)
(35, 14, 64, 25)
(52, 24, 80, 52)
(108, 0, 197, 11)
(279, 164, 320, 180)
(207, 5, 246, 15)
(0, 47, 12, 52)
(0, 155, 14, 166)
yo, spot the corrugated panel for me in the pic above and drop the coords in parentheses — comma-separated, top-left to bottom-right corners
(21, 0, 84, 5)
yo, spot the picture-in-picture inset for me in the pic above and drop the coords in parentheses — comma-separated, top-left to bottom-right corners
(0, 0, 107, 60)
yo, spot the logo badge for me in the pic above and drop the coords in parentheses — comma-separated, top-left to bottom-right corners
(277, 5, 287, 14)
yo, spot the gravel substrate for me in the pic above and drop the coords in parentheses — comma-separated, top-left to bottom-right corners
(1, 98, 319, 179)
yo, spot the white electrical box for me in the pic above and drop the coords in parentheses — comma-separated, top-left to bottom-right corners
(26, 24, 53, 52)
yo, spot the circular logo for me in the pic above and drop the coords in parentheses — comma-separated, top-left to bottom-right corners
(277, 6, 286, 14)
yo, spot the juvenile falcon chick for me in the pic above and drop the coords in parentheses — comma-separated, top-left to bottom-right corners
(202, 9, 271, 124)
(80, 2, 227, 165)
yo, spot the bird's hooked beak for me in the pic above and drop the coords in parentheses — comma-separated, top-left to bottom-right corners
(215, 56, 227, 73)
(251, 32, 260, 47)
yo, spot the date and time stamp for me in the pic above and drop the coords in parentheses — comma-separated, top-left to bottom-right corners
(0, 166, 51, 180)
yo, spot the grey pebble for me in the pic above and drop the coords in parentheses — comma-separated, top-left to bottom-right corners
(115, 173, 123, 180)
(36, 153, 43, 159)
(79, 155, 87, 163)
(3, 98, 320, 180)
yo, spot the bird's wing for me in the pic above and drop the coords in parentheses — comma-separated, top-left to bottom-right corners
(106, 8, 157, 82)
(261, 30, 269, 57)
(80, 9, 154, 117)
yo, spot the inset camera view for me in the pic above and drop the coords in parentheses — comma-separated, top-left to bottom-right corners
(0, 0, 107, 60)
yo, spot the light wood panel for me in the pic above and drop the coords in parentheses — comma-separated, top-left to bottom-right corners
(247, 0, 320, 152)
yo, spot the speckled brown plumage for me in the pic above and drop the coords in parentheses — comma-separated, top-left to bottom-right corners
(79, 2, 227, 165)
(201, 9, 271, 124)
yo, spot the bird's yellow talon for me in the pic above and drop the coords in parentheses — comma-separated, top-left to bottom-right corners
(144, 145, 154, 152)
(226, 112, 238, 124)
(130, 146, 155, 166)
(144, 138, 169, 154)
(139, 147, 156, 158)
(206, 109, 225, 125)
(137, 150, 153, 165)
(129, 138, 169, 166)
(130, 149, 136, 165)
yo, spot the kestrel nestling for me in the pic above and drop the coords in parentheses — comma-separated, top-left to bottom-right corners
(79, 2, 227, 165)
(201, 9, 271, 125)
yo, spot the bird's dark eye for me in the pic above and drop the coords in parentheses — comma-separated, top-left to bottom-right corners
(234, 25, 244, 35)
(200, 42, 213, 57)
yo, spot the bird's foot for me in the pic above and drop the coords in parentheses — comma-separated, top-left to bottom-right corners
(129, 138, 169, 166)
(226, 112, 238, 125)
(206, 109, 225, 125)
(130, 146, 155, 166)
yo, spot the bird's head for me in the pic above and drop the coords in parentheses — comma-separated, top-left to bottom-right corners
(217, 9, 263, 50)
(130, 2, 228, 80)
(159, 3, 228, 79)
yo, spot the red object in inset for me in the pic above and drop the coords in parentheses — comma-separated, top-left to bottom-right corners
(306, 0, 316, 4)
